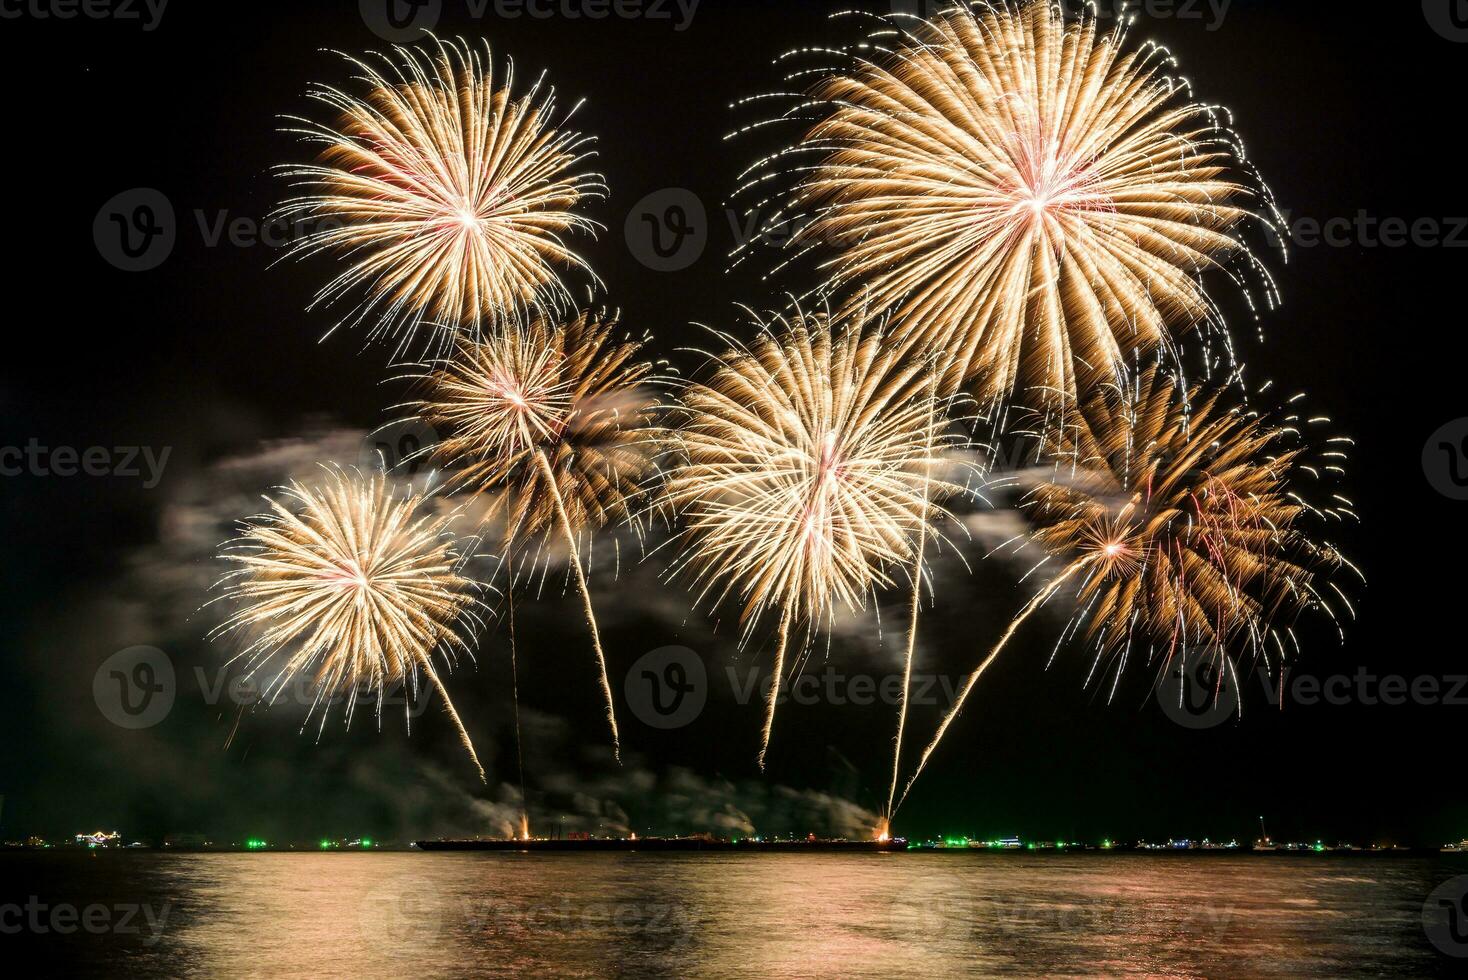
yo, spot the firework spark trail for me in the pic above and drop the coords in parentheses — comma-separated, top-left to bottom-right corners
(535, 447, 621, 762)
(757, 610, 794, 772)
(506, 586, 530, 839)
(277, 35, 605, 355)
(891, 366, 1359, 813)
(415, 311, 657, 762)
(212, 469, 487, 781)
(885, 370, 942, 822)
(894, 557, 1092, 815)
(733, 0, 1281, 407)
(663, 308, 969, 767)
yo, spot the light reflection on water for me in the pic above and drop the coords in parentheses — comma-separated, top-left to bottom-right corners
(4, 852, 1460, 977)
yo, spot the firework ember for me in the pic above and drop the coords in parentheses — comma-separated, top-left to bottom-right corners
(213, 469, 487, 781)
(735, 0, 1280, 406)
(278, 36, 604, 354)
(414, 311, 659, 762)
(663, 308, 970, 768)
(895, 366, 1359, 811)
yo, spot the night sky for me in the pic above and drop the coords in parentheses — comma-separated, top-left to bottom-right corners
(1, 0, 1462, 847)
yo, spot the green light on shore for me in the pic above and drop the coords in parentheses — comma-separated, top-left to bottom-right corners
(320, 840, 332, 849)
(361, 839, 372, 848)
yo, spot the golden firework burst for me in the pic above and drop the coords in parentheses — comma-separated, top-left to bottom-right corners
(278, 36, 605, 353)
(895, 367, 1358, 811)
(414, 311, 659, 762)
(213, 469, 488, 780)
(663, 308, 970, 767)
(736, 0, 1278, 405)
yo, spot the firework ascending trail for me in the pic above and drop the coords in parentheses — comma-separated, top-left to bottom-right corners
(663, 309, 969, 769)
(415, 311, 658, 763)
(895, 367, 1360, 812)
(278, 36, 604, 354)
(735, 0, 1280, 406)
(885, 366, 948, 828)
(213, 469, 488, 781)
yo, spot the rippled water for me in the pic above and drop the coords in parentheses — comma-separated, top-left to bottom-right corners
(4, 852, 1464, 977)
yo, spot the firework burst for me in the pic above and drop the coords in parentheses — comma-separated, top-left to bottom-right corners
(414, 311, 659, 762)
(278, 36, 605, 354)
(213, 469, 488, 781)
(734, 0, 1279, 406)
(895, 366, 1359, 811)
(663, 309, 970, 768)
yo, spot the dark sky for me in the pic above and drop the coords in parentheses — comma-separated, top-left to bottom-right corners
(0, 0, 1462, 846)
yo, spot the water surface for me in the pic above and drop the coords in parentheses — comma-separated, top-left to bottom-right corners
(3, 851, 1462, 977)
